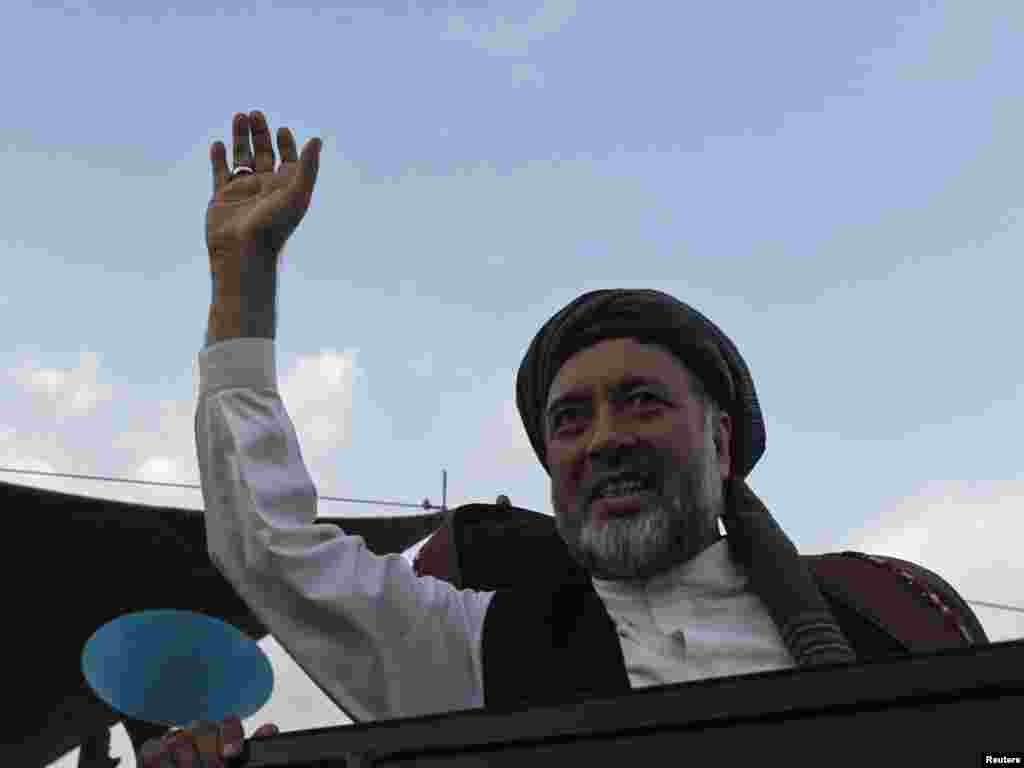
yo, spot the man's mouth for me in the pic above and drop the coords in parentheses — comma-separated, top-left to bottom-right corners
(588, 474, 657, 520)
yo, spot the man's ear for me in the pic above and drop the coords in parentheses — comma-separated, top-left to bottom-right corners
(716, 410, 733, 481)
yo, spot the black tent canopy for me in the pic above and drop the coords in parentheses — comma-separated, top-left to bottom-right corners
(10, 478, 448, 767)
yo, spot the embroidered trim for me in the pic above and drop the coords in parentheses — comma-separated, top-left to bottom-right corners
(843, 552, 974, 645)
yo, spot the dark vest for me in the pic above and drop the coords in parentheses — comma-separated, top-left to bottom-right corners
(413, 503, 988, 712)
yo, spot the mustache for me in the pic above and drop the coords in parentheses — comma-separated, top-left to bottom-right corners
(575, 461, 708, 518)
(584, 466, 661, 501)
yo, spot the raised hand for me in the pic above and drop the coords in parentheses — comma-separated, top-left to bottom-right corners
(204, 110, 322, 343)
(138, 714, 279, 768)
(205, 110, 322, 261)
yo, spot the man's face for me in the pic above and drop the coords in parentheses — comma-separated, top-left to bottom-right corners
(544, 337, 732, 580)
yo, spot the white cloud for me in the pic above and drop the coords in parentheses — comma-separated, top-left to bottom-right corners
(278, 348, 363, 464)
(0, 437, 69, 493)
(438, 365, 551, 513)
(509, 60, 545, 88)
(448, 365, 536, 468)
(138, 456, 181, 480)
(126, 454, 203, 509)
(103, 382, 205, 508)
(0, 348, 202, 506)
(408, 350, 435, 378)
(836, 478, 1024, 643)
(856, 3, 1010, 86)
(493, 395, 535, 465)
(453, 366, 476, 382)
(0, 346, 362, 511)
(8, 347, 114, 421)
(441, 0, 575, 85)
(443, 0, 576, 57)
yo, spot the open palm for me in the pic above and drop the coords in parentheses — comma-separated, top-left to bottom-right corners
(206, 111, 322, 258)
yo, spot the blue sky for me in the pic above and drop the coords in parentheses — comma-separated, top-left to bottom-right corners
(10, 1, 1020, 764)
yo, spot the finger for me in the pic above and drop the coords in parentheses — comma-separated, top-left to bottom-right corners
(232, 112, 253, 171)
(139, 737, 176, 768)
(280, 137, 321, 232)
(165, 730, 203, 768)
(252, 723, 280, 738)
(211, 141, 230, 193)
(277, 127, 298, 164)
(291, 137, 322, 207)
(220, 713, 244, 758)
(249, 110, 276, 173)
(189, 720, 226, 767)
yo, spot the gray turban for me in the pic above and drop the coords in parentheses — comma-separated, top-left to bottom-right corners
(516, 288, 765, 479)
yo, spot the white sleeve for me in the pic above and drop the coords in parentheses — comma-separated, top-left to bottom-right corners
(195, 338, 495, 723)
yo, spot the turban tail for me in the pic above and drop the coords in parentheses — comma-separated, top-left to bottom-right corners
(515, 289, 856, 667)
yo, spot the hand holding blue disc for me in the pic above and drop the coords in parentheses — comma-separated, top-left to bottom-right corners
(82, 610, 274, 726)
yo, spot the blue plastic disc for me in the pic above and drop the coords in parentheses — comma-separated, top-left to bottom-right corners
(82, 610, 274, 726)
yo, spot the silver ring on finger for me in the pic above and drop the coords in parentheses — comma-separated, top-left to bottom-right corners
(231, 165, 255, 177)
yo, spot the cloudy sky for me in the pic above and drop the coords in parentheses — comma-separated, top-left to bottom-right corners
(12, 1, 1020, 764)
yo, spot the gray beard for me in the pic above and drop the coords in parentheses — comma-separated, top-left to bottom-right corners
(556, 427, 724, 581)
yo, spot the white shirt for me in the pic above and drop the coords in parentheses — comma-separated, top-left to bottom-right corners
(592, 539, 795, 687)
(196, 338, 793, 724)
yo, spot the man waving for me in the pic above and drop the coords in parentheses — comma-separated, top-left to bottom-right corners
(149, 108, 986, 767)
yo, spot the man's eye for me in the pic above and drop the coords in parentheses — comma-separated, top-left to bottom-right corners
(629, 391, 658, 405)
(554, 409, 579, 429)
(554, 394, 658, 431)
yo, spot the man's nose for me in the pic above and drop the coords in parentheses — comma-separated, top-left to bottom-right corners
(585, 406, 638, 461)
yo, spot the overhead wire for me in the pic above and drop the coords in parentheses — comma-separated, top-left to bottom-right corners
(2, 464, 1022, 615)
(0, 465, 444, 511)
